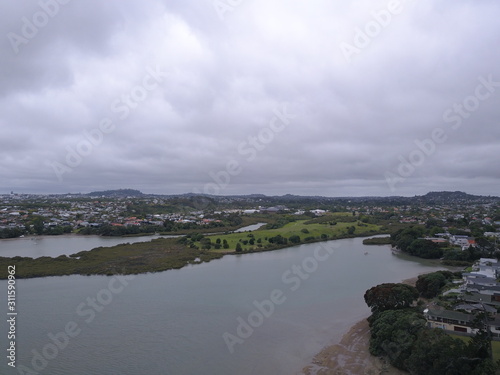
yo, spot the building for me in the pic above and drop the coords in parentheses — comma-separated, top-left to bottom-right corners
(424, 308, 477, 334)
(424, 307, 500, 339)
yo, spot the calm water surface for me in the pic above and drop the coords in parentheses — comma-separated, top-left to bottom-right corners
(0, 223, 266, 258)
(0, 234, 172, 258)
(0, 236, 444, 375)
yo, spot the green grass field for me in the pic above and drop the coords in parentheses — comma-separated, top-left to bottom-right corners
(202, 218, 383, 252)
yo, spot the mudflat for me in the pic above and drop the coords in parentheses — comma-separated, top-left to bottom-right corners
(300, 318, 407, 375)
(300, 277, 420, 375)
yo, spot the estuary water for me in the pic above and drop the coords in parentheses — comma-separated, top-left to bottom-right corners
(0, 236, 444, 375)
(0, 223, 267, 258)
(0, 234, 169, 258)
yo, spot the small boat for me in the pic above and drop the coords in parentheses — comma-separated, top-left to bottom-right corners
(364, 251, 368, 255)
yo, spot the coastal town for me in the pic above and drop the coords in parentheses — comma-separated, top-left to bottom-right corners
(425, 257, 500, 339)
(2, 190, 500, 374)
(1, 190, 499, 241)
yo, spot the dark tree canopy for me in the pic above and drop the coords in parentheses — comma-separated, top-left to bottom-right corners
(416, 271, 455, 298)
(391, 226, 443, 259)
(407, 239, 443, 259)
(365, 273, 498, 374)
(406, 328, 497, 375)
(364, 283, 419, 313)
(369, 309, 426, 369)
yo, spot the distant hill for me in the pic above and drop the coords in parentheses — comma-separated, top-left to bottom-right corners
(81, 189, 498, 205)
(416, 191, 498, 204)
(87, 189, 144, 197)
(423, 191, 476, 199)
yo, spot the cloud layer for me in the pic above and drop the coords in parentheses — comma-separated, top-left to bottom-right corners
(1, 0, 499, 196)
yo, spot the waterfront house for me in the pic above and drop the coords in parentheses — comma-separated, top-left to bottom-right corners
(424, 308, 477, 334)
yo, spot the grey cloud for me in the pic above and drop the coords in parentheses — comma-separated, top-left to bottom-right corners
(1, 0, 499, 196)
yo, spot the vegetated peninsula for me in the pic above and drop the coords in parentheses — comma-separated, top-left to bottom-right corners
(0, 213, 384, 279)
(0, 190, 498, 279)
(305, 265, 500, 374)
(361, 264, 500, 375)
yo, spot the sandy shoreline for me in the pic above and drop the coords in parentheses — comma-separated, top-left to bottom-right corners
(299, 318, 406, 375)
(298, 278, 418, 375)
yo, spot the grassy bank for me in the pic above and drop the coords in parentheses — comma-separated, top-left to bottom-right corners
(202, 219, 383, 252)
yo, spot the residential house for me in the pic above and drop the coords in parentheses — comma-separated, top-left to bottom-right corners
(454, 303, 497, 316)
(424, 308, 477, 334)
(424, 308, 500, 339)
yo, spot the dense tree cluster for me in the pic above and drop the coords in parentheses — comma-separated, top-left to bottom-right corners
(268, 235, 288, 245)
(369, 309, 425, 369)
(80, 224, 165, 236)
(0, 227, 25, 239)
(364, 283, 419, 313)
(443, 246, 483, 263)
(365, 281, 498, 374)
(415, 270, 460, 298)
(406, 328, 497, 375)
(391, 226, 443, 259)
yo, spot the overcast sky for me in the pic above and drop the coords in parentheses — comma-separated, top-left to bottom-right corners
(1, 0, 499, 197)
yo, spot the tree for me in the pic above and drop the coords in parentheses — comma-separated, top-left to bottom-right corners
(416, 271, 451, 298)
(347, 226, 355, 235)
(268, 235, 286, 245)
(364, 283, 419, 313)
(369, 309, 426, 370)
(407, 239, 443, 259)
(200, 238, 212, 250)
(391, 226, 426, 253)
(406, 328, 472, 375)
(468, 311, 493, 362)
(235, 243, 242, 252)
(426, 218, 441, 228)
(0, 228, 24, 239)
(163, 220, 174, 231)
(33, 217, 44, 235)
(227, 214, 243, 227)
